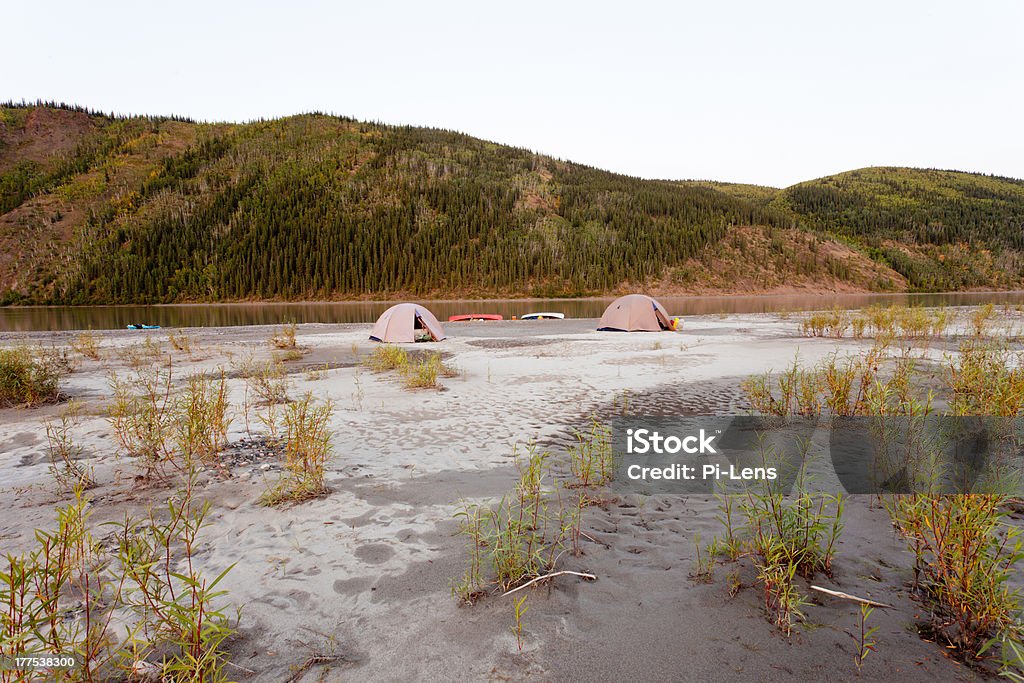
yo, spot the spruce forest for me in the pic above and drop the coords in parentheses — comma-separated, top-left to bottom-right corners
(2, 102, 1023, 304)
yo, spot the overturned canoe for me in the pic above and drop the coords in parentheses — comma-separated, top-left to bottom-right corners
(447, 314, 503, 322)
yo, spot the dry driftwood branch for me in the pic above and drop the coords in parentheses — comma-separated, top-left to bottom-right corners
(810, 585, 893, 609)
(503, 571, 597, 597)
(225, 661, 256, 674)
(284, 654, 349, 683)
(579, 529, 610, 548)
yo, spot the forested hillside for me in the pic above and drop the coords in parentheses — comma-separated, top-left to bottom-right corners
(2, 102, 1022, 303)
(770, 168, 1024, 291)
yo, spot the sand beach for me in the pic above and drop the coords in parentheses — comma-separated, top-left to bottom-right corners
(1, 312, 1021, 681)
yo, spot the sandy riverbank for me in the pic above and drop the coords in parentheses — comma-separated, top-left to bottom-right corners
(1, 313, 1019, 681)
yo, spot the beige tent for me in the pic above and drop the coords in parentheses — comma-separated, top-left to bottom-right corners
(370, 303, 446, 343)
(598, 294, 672, 332)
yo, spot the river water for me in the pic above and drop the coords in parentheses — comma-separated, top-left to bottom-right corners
(2, 291, 1023, 331)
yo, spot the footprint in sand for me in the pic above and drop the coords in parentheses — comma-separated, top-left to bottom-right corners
(355, 543, 395, 565)
(0, 432, 41, 451)
(332, 576, 373, 595)
(18, 451, 48, 467)
(254, 590, 312, 611)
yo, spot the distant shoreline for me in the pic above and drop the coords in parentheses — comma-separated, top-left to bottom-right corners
(3, 287, 1024, 309)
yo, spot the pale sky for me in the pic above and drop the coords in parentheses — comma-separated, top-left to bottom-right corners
(6, 0, 1023, 187)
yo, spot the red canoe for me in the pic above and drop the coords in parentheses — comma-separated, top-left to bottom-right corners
(447, 314, 504, 322)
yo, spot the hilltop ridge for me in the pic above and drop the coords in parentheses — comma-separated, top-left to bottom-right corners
(2, 103, 1021, 303)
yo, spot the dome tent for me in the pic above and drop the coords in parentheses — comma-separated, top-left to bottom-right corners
(598, 294, 672, 332)
(370, 303, 446, 343)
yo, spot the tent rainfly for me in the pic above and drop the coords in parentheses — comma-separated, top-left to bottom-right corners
(598, 294, 673, 332)
(370, 303, 446, 343)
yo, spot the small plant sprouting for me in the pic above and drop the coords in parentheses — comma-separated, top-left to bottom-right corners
(176, 371, 231, 467)
(270, 322, 298, 350)
(512, 595, 528, 652)
(714, 492, 743, 561)
(708, 438, 843, 635)
(363, 347, 456, 390)
(617, 389, 631, 416)
(453, 443, 573, 601)
(0, 480, 237, 681)
(363, 345, 409, 373)
(274, 348, 306, 363)
(979, 630, 1024, 682)
(453, 500, 488, 604)
(108, 362, 231, 479)
(351, 370, 364, 411)
(168, 331, 195, 354)
(889, 493, 1024, 657)
(305, 363, 330, 381)
(45, 402, 96, 491)
(689, 534, 716, 584)
(72, 330, 102, 360)
(568, 418, 614, 490)
(107, 360, 177, 480)
(260, 393, 334, 506)
(115, 475, 238, 681)
(758, 559, 806, 635)
(852, 603, 878, 675)
(726, 568, 742, 599)
(970, 303, 996, 337)
(0, 345, 69, 407)
(403, 353, 442, 390)
(236, 357, 290, 406)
